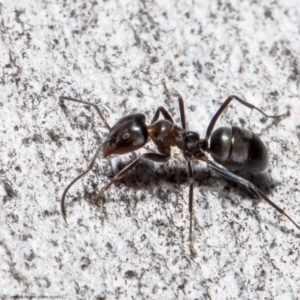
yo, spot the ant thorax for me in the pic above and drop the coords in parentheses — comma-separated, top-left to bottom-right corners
(147, 119, 182, 156)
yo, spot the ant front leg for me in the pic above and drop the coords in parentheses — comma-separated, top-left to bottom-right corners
(161, 80, 186, 129)
(96, 152, 170, 196)
(150, 107, 174, 124)
(203, 95, 289, 147)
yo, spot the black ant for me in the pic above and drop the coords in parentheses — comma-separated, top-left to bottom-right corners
(59, 89, 300, 255)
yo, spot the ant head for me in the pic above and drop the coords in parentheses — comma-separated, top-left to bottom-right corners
(103, 113, 148, 157)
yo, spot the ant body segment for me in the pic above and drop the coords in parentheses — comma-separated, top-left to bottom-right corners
(59, 91, 300, 254)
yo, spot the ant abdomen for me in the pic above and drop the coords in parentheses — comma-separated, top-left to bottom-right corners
(210, 126, 268, 173)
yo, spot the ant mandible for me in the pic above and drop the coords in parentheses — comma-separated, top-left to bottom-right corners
(59, 88, 300, 255)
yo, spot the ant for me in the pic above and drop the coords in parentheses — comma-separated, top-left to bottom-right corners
(59, 88, 300, 255)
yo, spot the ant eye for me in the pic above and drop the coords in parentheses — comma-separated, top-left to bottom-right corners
(122, 132, 130, 141)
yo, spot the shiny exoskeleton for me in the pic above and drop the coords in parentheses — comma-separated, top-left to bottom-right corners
(59, 90, 299, 255)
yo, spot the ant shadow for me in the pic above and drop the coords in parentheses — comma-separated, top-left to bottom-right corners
(73, 158, 296, 236)
(81, 158, 275, 212)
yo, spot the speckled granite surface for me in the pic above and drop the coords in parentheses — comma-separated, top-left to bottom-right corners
(1, 0, 300, 299)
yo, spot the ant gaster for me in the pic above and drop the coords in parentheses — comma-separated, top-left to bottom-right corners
(59, 90, 300, 255)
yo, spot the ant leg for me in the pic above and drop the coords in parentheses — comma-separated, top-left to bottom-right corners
(97, 153, 170, 196)
(61, 143, 104, 224)
(164, 90, 197, 254)
(166, 92, 186, 130)
(62, 151, 169, 223)
(177, 94, 186, 130)
(161, 83, 186, 129)
(150, 107, 174, 124)
(186, 160, 196, 256)
(206, 160, 300, 231)
(167, 92, 196, 254)
(204, 95, 289, 144)
(59, 96, 111, 129)
(162, 86, 197, 254)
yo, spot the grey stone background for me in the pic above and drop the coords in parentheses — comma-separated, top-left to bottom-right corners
(1, 0, 300, 299)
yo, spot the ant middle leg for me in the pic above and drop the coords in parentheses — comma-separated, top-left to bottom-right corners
(172, 93, 197, 254)
(170, 92, 197, 255)
(162, 87, 197, 254)
(186, 160, 196, 256)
